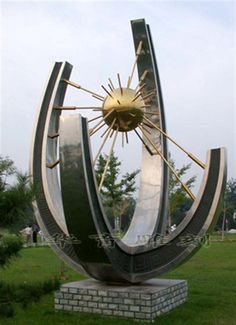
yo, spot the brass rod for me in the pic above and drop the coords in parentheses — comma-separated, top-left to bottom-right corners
(140, 69, 148, 80)
(132, 92, 142, 102)
(48, 133, 59, 139)
(108, 84, 114, 93)
(102, 85, 114, 98)
(140, 124, 152, 135)
(122, 132, 124, 148)
(142, 90, 156, 101)
(90, 110, 114, 136)
(143, 116, 205, 169)
(136, 40, 143, 56)
(117, 73, 123, 95)
(141, 104, 151, 108)
(127, 76, 131, 88)
(46, 160, 60, 169)
(103, 108, 115, 119)
(144, 111, 159, 116)
(134, 83, 146, 96)
(143, 121, 155, 129)
(100, 126, 109, 139)
(139, 126, 196, 200)
(125, 132, 129, 144)
(188, 153, 206, 170)
(129, 113, 136, 118)
(93, 126, 114, 165)
(110, 129, 115, 138)
(134, 129, 154, 156)
(101, 118, 116, 138)
(117, 100, 121, 105)
(98, 128, 119, 191)
(88, 115, 103, 123)
(108, 78, 115, 90)
(92, 95, 104, 102)
(90, 116, 107, 133)
(134, 70, 148, 92)
(54, 106, 102, 110)
(63, 79, 104, 99)
(128, 41, 143, 88)
(90, 122, 106, 136)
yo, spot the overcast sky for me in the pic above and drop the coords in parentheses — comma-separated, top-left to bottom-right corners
(1, 1, 235, 189)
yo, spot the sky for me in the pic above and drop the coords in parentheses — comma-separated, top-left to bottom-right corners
(1, 1, 235, 191)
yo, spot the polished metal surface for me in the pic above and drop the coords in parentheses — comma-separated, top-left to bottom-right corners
(30, 19, 227, 284)
(122, 19, 169, 248)
(30, 62, 86, 276)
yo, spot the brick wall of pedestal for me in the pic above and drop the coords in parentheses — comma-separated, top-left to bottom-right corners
(55, 279, 187, 322)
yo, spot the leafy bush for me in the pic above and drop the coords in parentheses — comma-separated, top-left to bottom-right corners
(0, 233, 23, 267)
(0, 172, 36, 228)
(0, 278, 60, 318)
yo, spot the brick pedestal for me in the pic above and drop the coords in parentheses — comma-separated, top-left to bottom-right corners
(55, 278, 187, 322)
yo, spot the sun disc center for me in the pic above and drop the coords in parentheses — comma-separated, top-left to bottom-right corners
(102, 88, 144, 132)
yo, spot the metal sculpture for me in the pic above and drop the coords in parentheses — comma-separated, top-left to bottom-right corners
(30, 19, 226, 283)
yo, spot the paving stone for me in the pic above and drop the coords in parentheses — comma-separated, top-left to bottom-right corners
(124, 298, 134, 305)
(130, 305, 140, 312)
(88, 302, 98, 308)
(82, 307, 92, 313)
(78, 301, 87, 307)
(55, 292, 63, 299)
(92, 296, 102, 302)
(119, 304, 129, 311)
(98, 290, 108, 297)
(108, 303, 117, 309)
(113, 310, 124, 316)
(69, 300, 78, 306)
(129, 292, 140, 299)
(60, 299, 68, 304)
(103, 297, 113, 303)
(64, 293, 72, 299)
(124, 311, 134, 318)
(102, 309, 113, 315)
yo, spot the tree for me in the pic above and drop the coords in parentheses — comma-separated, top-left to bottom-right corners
(0, 156, 36, 265)
(215, 178, 236, 234)
(0, 155, 16, 192)
(168, 158, 196, 227)
(0, 172, 36, 228)
(95, 152, 139, 233)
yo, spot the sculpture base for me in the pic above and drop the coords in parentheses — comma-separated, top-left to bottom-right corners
(55, 278, 187, 322)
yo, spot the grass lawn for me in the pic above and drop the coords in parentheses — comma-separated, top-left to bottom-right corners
(0, 234, 236, 325)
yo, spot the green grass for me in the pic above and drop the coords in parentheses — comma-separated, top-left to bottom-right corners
(0, 235, 236, 325)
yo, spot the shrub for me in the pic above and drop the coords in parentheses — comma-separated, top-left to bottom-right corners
(0, 233, 23, 267)
(0, 278, 60, 318)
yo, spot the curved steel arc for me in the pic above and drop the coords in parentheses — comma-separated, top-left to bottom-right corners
(122, 19, 169, 248)
(30, 62, 87, 276)
(59, 114, 226, 283)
